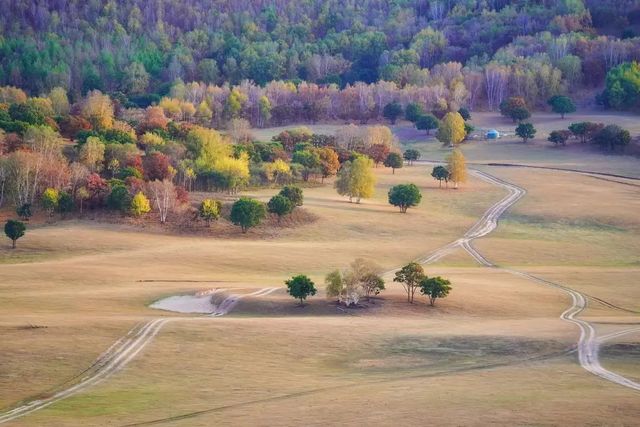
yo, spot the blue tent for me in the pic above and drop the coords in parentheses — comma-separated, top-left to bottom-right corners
(486, 129, 500, 139)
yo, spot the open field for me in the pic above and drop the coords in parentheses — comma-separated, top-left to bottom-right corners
(2, 115, 640, 426)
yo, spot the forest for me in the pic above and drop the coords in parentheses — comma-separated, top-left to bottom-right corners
(1, 0, 639, 112)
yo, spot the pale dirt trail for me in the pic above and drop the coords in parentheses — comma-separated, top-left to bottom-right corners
(1, 169, 639, 424)
(0, 288, 280, 424)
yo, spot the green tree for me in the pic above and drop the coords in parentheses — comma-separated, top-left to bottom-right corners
(325, 270, 344, 301)
(123, 62, 150, 94)
(548, 130, 571, 146)
(569, 122, 603, 144)
(16, 203, 32, 221)
(230, 197, 266, 233)
(419, 276, 452, 306)
(4, 219, 26, 249)
(57, 192, 74, 217)
(292, 150, 320, 181)
(515, 123, 536, 143)
(415, 114, 439, 135)
(403, 149, 421, 165)
(41, 188, 60, 216)
(436, 112, 466, 146)
(361, 273, 385, 300)
(547, 95, 576, 119)
(383, 102, 403, 124)
(500, 97, 531, 123)
(279, 186, 304, 207)
(267, 194, 293, 223)
(199, 199, 222, 226)
(388, 183, 422, 213)
(602, 62, 640, 110)
(593, 125, 631, 152)
(285, 274, 317, 306)
(107, 185, 131, 212)
(431, 165, 450, 188)
(130, 191, 151, 216)
(405, 102, 425, 123)
(383, 152, 403, 174)
(458, 107, 471, 121)
(394, 262, 425, 303)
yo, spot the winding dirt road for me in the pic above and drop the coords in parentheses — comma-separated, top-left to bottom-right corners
(0, 168, 638, 424)
(0, 288, 280, 424)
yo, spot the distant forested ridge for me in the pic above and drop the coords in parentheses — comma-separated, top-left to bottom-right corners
(1, 0, 639, 108)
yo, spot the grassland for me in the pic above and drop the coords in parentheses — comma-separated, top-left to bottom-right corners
(1, 114, 640, 426)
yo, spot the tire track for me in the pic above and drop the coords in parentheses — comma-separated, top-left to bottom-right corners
(460, 169, 640, 392)
(0, 288, 280, 424)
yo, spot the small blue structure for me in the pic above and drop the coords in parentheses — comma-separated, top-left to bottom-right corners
(486, 129, 500, 139)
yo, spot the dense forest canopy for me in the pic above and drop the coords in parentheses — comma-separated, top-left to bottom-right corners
(1, 0, 640, 102)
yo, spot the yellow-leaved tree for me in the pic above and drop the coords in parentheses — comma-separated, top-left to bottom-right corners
(264, 159, 291, 184)
(446, 148, 467, 189)
(81, 90, 114, 130)
(188, 127, 233, 172)
(436, 111, 466, 147)
(335, 155, 376, 203)
(212, 153, 250, 194)
(130, 191, 151, 216)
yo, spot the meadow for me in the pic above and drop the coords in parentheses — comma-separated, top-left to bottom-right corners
(1, 114, 639, 426)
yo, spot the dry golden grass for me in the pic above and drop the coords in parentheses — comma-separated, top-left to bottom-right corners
(2, 129, 640, 425)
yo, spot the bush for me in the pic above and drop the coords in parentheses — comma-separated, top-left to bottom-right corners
(130, 191, 151, 216)
(268, 194, 293, 222)
(199, 199, 222, 226)
(279, 185, 303, 207)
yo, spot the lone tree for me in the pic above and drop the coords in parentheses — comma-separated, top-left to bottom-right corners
(5, 219, 26, 249)
(547, 95, 576, 119)
(285, 274, 317, 306)
(403, 149, 421, 165)
(548, 130, 571, 146)
(431, 165, 451, 188)
(388, 183, 422, 213)
(500, 97, 530, 122)
(419, 276, 452, 306)
(267, 194, 293, 223)
(279, 185, 303, 207)
(383, 152, 403, 174)
(383, 101, 403, 124)
(335, 156, 376, 203)
(446, 148, 467, 189)
(199, 199, 222, 226)
(416, 114, 439, 135)
(436, 112, 466, 146)
(230, 197, 266, 233)
(515, 123, 536, 143)
(394, 262, 425, 303)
